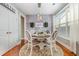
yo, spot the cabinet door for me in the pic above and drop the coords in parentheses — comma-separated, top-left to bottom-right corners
(0, 5, 9, 55)
(8, 10, 19, 49)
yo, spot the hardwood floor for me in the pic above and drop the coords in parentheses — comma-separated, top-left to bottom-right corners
(2, 42, 76, 56)
(56, 41, 76, 56)
(2, 45, 20, 56)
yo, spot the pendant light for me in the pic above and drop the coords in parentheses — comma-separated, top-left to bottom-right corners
(37, 3, 43, 21)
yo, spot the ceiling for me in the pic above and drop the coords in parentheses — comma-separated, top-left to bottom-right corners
(12, 3, 67, 15)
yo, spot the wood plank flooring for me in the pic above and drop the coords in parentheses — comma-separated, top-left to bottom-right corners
(56, 41, 76, 56)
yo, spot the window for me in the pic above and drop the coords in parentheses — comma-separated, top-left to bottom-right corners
(35, 23, 43, 27)
(67, 11, 71, 37)
(59, 15, 67, 37)
(60, 16, 66, 24)
(55, 8, 71, 38)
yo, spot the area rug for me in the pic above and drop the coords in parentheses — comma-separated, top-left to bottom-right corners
(19, 43, 63, 56)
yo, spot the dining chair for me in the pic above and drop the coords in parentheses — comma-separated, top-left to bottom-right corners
(45, 30, 58, 56)
(26, 30, 33, 55)
(51, 30, 58, 51)
(46, 36, 53, 55)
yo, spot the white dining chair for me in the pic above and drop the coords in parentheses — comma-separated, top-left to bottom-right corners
(26, 30, 33, 56)
(46, 30, 58, 56)
(51, 30, 58, 51)
(46, 36, 53, 55)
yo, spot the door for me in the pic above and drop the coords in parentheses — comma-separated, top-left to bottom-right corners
(8, 10, 19, 49)
(0, 5, 9, 55)
(0, 5, 19, 55)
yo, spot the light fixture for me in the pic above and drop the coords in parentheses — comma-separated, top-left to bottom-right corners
(37, 3, 43, 21)
(37, 14, 43, 21)
(52, 3, 55, 5)
(38, 3, 41, 8)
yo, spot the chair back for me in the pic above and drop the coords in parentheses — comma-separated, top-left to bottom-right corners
(51, 30, 58, 40)
(26, 30, 32, 42)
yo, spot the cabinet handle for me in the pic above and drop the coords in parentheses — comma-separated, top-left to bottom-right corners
(6, 32, 12, 34)
(6, 32, 9, 34)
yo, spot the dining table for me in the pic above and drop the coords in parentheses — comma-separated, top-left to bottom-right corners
(31, 31, 51, 39)
(19, 31, 64, 56)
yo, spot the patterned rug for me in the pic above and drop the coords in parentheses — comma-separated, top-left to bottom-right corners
(19, 43, 63, 56)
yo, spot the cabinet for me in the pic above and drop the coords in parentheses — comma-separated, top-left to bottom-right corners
(0, 5, 19, 55)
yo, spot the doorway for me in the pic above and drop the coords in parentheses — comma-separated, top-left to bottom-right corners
(21, 16, 24, 38)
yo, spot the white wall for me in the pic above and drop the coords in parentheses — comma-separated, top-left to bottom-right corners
(26, 15, 53, 34)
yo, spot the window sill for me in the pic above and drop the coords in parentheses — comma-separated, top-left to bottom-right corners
(58, 35, 70, 40)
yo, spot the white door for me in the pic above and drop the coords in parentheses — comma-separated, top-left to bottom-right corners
(0, 5, 9, 55)
(8, 10, 19, 49)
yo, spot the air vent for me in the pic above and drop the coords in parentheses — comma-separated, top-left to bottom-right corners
(0, 3, 16, 13)
(38, 3, 41, 8)
(52, 3, 55, 5)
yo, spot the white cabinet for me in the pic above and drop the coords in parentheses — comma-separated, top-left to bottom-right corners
(0, 5, 19, 55)
(0, 5, 9, 55)
(8, 9, 19, 49)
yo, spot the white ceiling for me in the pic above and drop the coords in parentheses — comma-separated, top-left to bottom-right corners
(12, 3, 67, 15)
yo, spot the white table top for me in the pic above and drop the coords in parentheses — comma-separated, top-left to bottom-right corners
(32, 33, 51, 38)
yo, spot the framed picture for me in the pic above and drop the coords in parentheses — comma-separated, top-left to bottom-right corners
(35, 22, 43, 27)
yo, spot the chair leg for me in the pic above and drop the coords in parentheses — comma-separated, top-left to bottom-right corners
(53, 41, 57, 52)
(30, 40, 33, 56)
(30, 44, 32, 56)
(50, 42, 53, 56)
(49, 39, 53, 56)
